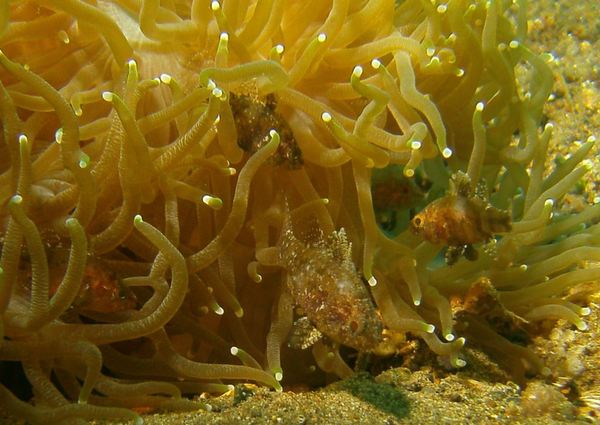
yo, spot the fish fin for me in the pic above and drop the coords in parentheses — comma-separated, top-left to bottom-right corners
(287, 316, 323, 350)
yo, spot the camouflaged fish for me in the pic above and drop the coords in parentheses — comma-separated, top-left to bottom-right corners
(280, 224, 383, 351)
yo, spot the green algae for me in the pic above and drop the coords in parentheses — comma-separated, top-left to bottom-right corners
(333, 372, 410, 419)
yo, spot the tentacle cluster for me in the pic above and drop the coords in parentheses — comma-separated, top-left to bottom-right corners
(0, 0, 598, 423)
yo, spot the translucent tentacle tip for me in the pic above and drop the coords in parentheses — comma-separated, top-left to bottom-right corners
(202, 195, 223, 209)
(55, 128, 63, 144)
(127, 59, 138, 72)
(133, 214, 143, 224)
(65, 217, 78, 227)
(453, 357, 467, 368)
(445, 333, 455, 342)
(101, 91, 114, 102)
(10, 195, 23, 205)
(211, 87, 224, 99)
(230, 346, 240, 356)
(274, 370, 283, 382)
(442, 147, 453, 158)
(211, 1, 221, 12)
(58, 30, 70, 44)
(367, 276, 377, 287)
(219, 32, 229, 42)
(269, 129, 281, 144)
(78, 153, 90, 169)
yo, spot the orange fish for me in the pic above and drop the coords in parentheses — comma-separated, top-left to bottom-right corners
(411, 171, 511, 265)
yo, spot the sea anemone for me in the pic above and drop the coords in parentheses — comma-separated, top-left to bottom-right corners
(0, 0, 598, 423)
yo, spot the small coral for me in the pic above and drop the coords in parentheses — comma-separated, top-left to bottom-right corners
(521, 381, 576, 420)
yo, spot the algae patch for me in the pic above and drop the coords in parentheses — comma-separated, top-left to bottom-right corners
(331, 372, 410, 419)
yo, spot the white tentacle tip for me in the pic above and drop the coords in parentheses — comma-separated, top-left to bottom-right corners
(202, 195, 223, 210)
(352, 65, 363, 78)
(101, 91, 114, 102)
(454, 358, 467, 368)
(10, 195, 23, 205)
(321, 112, 332, 123)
